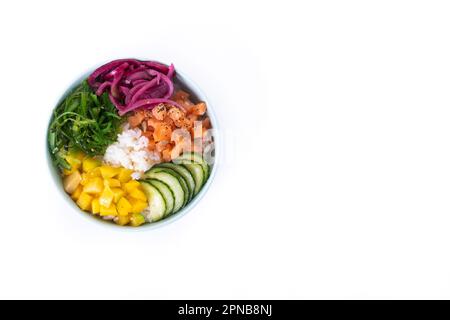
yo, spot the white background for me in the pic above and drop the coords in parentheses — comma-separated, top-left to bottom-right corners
(0, 0, 450, 299)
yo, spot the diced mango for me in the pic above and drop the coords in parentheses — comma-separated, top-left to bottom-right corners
(63, 168, 76, 176)
(65, 154, 82, 170)
(83, 177, 103, 194)
(130, 213, 146, 227)
(99, 185, 114, 208)
(128, 188, 147, 201)
(67, 163, 148, 226)
(76, 192, 93, 211)
(104, 178, 121, 188)
(117, 197, 132, 216)
(82, 158, 101, 172)
(129, 198, 148, 214)
(117, 168, 133, 183)
(88, 167, 102, 177)
(63, 150, 84, 174)
(124, 180, 141, 193)
(70, 150, 86, 161)
(63, 170, 82, 194)
(71, 185, 83, 201)
(111, 188, 125, 203)
(63, 157, 81, 175)
(99, 203, 118, 216)
(116, 215, 130, 226)
(100, 166, 120, 179)
(91, 198, 100, 214)
(80, 168, 101, 185)
(80, 173, 88, 186)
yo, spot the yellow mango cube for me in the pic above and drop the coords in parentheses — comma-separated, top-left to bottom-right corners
(100, 166, 120, 179)
(76, 192, 93, 211)
(111, 188, 125, 203)
(66, 154, 82, 169)
(88, 167, 102, 178)
(91, 198, 100, 214)
(65, 149, 85, 161)
(116, 215, 130, 226)
(63, 170, 82, 194)
(72, 150, 86, 161)
(129, 188, 147, 201)
(124, 180, 140, 193)
(80, 168, 101, 185)
(83, 177, 103, 195)
(82, 158, 101, 172)
(104, 178, 121, 188)
(63, 166, 79, 176)
(130, 213, 146, 227)
(71, 185, 83, 201)
(129, 198, 148, 214)
(99, 185, 114, 208)
(117, 197, 132, 216)
(117, 168, 133, 183)
(80, 173, 88, 186)
(62, 151, 85, 175)
(63, 168, 76, 176)
(99, 203, 118, 217)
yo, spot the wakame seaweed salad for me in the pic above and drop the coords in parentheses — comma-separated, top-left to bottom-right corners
(48, 80, 123, 171)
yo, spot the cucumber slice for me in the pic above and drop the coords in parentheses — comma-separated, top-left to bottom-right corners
(182, 163, 204, 195)
(147, 179, 174, 217)
(140, 182, 166, 222)
(142, 170, 185, 212)
(156, 163, 195, 201)
(175, 152, 210, 183)
(152, 167, 190, 207)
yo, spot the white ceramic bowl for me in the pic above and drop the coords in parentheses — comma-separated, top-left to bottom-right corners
(46, 61, 220, 230)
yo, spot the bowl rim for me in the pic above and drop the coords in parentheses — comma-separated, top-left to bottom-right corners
(46, 60, 221, 231)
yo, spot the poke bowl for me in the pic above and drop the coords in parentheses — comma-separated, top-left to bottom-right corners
(47, 59, 218, 229)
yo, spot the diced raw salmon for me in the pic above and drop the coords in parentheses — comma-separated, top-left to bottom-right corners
(128, 111, 146, 127)
(152, 104, 167, 120)
(190, 102, 207, 116)
(153, 123, 172, 142)
(156, 140, 170, 152)
(168, 107, 184, 121)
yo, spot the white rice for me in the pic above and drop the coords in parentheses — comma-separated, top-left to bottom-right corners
(103, 125, 160, 178)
